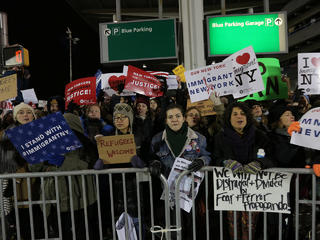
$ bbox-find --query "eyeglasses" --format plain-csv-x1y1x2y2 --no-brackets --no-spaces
114,116,128,121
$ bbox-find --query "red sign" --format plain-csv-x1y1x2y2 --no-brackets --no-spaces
65,77,96,108
124,65,163,97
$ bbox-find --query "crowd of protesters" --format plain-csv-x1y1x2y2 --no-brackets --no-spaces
0,73,320,240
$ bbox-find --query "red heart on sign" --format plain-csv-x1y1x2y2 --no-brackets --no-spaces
236,53,250,65
311,57,320,67
108,75,126,91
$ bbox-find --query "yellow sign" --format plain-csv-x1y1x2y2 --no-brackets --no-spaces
96,134,136,164
186,99,216,117
0,74,17,102
172,65,186,82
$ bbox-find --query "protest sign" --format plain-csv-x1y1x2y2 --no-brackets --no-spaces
21,88,38,104
239,58,288,102
98,73,135,96
213,167,292,213
298,53,320,95
172,65,186,82
65,77,96,108
0,74,17,102
186,99,216,116
5,112,82,165
290,107,320,150
96,134,136,164
224,46,264,98
162,158,204,213
38,100,48,108
167,75,179,90
124,65,164,97
0,100,14,111
185,62,234,103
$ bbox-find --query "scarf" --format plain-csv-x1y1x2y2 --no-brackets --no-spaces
166,122,188,157
223,125,255,164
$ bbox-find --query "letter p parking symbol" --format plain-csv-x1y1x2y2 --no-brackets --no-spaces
113,27,120,36
265,18,274,26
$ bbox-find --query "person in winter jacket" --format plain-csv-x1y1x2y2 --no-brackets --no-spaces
46,96,65,114
212,101,274,240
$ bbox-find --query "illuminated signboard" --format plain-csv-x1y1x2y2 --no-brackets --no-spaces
3,45,30,67
99,18,177,63
207,12,288,56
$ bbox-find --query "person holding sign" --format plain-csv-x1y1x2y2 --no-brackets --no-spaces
212,102,274,240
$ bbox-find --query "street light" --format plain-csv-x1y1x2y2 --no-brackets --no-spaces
66,27,79,82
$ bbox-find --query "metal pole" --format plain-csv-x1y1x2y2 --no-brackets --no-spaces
221,0,226,15
264,0,270,13
158,0,163,18
66,27,72,82
116,0,121,21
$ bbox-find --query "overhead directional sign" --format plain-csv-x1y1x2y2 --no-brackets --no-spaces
99,18,177,63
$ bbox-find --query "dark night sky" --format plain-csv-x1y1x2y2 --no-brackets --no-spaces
1,0,101,99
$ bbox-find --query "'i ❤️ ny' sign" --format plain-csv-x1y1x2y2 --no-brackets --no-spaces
223,46,264,99
298,53,320,95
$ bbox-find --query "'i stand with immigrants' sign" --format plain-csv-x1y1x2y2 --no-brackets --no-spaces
213,167,292,213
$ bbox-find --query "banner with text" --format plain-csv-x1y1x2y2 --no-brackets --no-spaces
96,134,136,164
290,107,320,150
224,46,264,98
5,112,82,165
65,77,96,109
124,65,163,97
185,62,234,103
0,74,17,102
213,167,292,213
98,73,135,96
239,58,288,101
298,53,320,95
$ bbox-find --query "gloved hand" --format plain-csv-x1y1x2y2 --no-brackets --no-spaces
209,91,222,106
224,160,243,174
288,121,300,136
131,155,146,168
188,158,204,172
306,164,320,177
243,161,262,174
149,160,162,177
93,159,104,170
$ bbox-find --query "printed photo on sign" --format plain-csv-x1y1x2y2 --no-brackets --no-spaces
0,74,17,102
5,112,82,165
98,73,135,96
224,46,264,98
65,77,96,108
213,167,292,213
239,58,288,102
290,107,320,150
298,53,320,95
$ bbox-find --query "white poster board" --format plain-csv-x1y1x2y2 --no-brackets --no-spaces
162,158,204,213
290,107,320,150
21,88,38,104
213,167,292,213
224,46,264,98
298,53,320,95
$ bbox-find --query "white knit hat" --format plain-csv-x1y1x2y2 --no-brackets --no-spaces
13,103,36,121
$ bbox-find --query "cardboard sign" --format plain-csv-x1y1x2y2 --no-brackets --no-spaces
290,107,320,150
96,134,136,164
65,77,96,108
186,99,216,116
239,58,288,102
298,53,320,95
124,65,164,97
213,167,292,213
172,65,186,82
0,74,17,102
185,62,235,103
98,73,135,96
224,46,264,98
5,112,82,165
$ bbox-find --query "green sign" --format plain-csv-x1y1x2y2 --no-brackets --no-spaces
207,12,288,56
238,58,288,102
99,18,177,63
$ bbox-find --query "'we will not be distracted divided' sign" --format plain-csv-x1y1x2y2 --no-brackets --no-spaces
6,112,82,165
213,167,292,213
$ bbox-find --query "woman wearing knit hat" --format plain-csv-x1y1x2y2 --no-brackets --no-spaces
0,102,42,239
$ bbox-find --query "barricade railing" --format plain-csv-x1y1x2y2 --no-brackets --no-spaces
0,168,171,240
174,167,319,240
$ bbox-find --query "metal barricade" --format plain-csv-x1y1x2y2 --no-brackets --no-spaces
174,167,319,240
0,168,171,240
